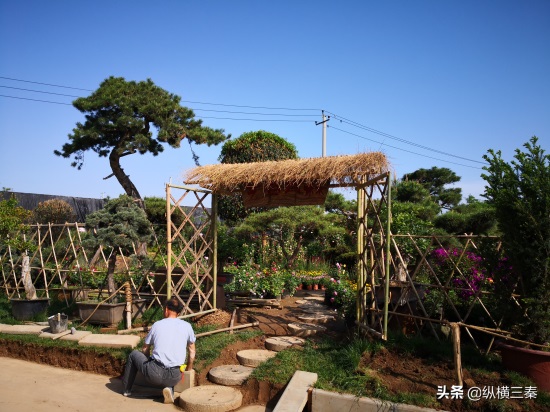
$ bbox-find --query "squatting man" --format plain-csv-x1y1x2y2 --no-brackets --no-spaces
121,296,196,404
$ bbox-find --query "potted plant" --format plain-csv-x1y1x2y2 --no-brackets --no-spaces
76,195,153,326
0,193,50,320
482,136,550,390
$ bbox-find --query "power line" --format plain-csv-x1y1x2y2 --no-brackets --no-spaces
0,94,72,106
0,85,81,98
329,125,483,170
0,76,93,92
181,99,320,112
0,75,485,167
326,111,485,165
0,75,320,111
192,108,317,117
0,94,313,122
196,116,313,123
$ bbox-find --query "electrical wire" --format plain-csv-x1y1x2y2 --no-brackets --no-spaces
0,94,72,106
0,76,93,91
0,94,313,122
196,116,313,123
181,99,320,112
329,125,483,170
326,111,485,165
0,85,81,98
0,76,320,111
0,75,485,167
192,108,317,117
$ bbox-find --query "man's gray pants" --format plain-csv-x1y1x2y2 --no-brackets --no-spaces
122,350,181,392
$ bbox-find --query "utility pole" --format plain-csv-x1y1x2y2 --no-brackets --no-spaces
315,110,330,157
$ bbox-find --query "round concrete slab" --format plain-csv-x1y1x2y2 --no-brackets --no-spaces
236,349,277,367
297,313,334,324
288,322,327,337
178,385,242,412
236,405,272,412
208,365,254,386
264,336,305,352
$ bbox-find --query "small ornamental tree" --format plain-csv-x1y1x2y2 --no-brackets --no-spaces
0,194,36,299
234,206,345,269
482,136,550,344
83,195,153,301
217,130,298,223
33,199,76,224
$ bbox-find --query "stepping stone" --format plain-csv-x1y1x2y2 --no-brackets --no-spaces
302,309,336,316
237,349,277,367
294,299,308,304
78,333,140,348
0,324,14,333
208,365,254,386
59,330,92,342
297,313,334,324
237,406,272,412
265,336,305,352
299,302,327,312
1,324,48,335
288,323,326,337
303,296,325,302
39,330,72,340
178,385,242,412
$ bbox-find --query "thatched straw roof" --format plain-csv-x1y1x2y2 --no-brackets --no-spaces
182,152,389,195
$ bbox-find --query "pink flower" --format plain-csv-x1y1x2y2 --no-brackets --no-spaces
333,291,338,296
330,297,335,303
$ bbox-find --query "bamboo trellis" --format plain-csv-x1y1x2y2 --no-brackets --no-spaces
362,233,524,353
163,183,217,317
0,222,168,307
0,186,216,319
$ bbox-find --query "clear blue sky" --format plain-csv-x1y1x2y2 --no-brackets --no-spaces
1,1,548,202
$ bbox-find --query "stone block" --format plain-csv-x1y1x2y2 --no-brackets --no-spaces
174,369,195,392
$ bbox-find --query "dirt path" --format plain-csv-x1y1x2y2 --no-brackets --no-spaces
0,357,179,412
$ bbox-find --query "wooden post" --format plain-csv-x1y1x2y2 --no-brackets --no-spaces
211,193,218,309
383,172,392,341
356,180,365,324
451,322,463,387
229,308,236,334
124,281,132,330
166,184,172,299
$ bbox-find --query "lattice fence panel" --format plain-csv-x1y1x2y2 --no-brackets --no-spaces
0,222,166,307
366,234,518,353
163,185,216,316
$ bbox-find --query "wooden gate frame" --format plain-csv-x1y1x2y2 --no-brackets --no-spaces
356,172,392,339
165,183,218,318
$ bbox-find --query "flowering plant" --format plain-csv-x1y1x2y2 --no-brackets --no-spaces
420,247,495,320
224,262,286,298
296,270,329,287
324,264,358,320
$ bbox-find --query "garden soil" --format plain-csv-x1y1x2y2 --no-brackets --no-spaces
0,291,545,411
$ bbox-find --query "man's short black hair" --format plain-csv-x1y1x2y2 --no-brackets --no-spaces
165,297,183,313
